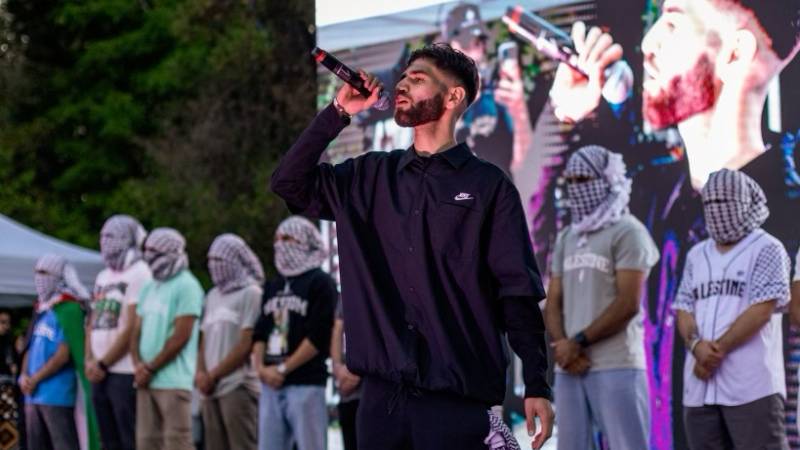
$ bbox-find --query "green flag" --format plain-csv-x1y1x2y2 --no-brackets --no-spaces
53,299,100,450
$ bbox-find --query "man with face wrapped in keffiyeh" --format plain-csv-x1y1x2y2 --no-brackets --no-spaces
86,215,152,450
195,233,264,449
251,216,337,450
21,254,101,450
130,228,204,450
544,146,660,450
673,169,792,449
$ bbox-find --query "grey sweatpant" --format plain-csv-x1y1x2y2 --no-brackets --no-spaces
684,393,789,450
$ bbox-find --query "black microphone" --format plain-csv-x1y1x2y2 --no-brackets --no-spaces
502,6,633,104
312,47,391,111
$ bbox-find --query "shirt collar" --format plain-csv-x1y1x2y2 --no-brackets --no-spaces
397,142,472,172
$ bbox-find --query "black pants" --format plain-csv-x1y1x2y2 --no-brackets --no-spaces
92,373,136,450
356,376,491,450
339,399,359,450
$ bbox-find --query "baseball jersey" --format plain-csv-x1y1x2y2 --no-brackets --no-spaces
673,229,790,407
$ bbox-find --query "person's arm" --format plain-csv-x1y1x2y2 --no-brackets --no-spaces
195,333,212,394
331,318,345,367
493,58,534,172
715,301,777,354
146,316,196,371
580,270,645,344
282,275,337,376
579,225,659,345
548,21,624,123
485,181,549,399
676,310,719,380
280,339,319,374
207,329,253,382
98,304,137,367
85,322,94,361
719,244,790,354
30,343,70,385
196,333,207,374
130,314,142,366
20,351,28,378
484,180,553,448
543,276,566,341
252,341,265,373
792,281,800,326
270,73,382,219
676,310,699,347
207,287,262,382
252,340,284,389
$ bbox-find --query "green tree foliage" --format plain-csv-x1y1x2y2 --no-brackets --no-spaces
0,0,316,282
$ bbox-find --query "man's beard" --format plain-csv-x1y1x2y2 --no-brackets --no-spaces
394,92,445,127
643,54,718,129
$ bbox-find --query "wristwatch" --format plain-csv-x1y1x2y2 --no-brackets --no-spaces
572,331,590,348
276,362,288,375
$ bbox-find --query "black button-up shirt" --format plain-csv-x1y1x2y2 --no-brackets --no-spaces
271,104,550,405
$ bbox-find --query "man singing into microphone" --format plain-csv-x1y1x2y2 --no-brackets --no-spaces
271,44,554,449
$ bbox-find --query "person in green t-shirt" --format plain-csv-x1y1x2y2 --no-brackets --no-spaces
130,228,204,450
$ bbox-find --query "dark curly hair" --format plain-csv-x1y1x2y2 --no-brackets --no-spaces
406,43,480,107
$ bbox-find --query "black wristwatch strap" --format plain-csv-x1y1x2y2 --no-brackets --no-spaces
572,331,590,348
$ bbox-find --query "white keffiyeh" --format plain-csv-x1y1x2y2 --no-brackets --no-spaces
100,214,147,272
34,254,90,311
274,216,327,278
564,145,632,246
143,228,189,281
208,233,265,293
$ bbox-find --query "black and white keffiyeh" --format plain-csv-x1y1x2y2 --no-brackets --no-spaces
34,254,90,310
702,169,769,245
143,228,189,281
484,410,521,450
208,233,265,294
274,216,327,278
100,215,147,272
564,145,632,246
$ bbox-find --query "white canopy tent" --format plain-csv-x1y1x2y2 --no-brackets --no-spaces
0,214,104,307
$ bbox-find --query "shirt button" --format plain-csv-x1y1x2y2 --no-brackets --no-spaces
408,246,414,253
409,287,415,293
407,324,415,331
413,209,420,215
